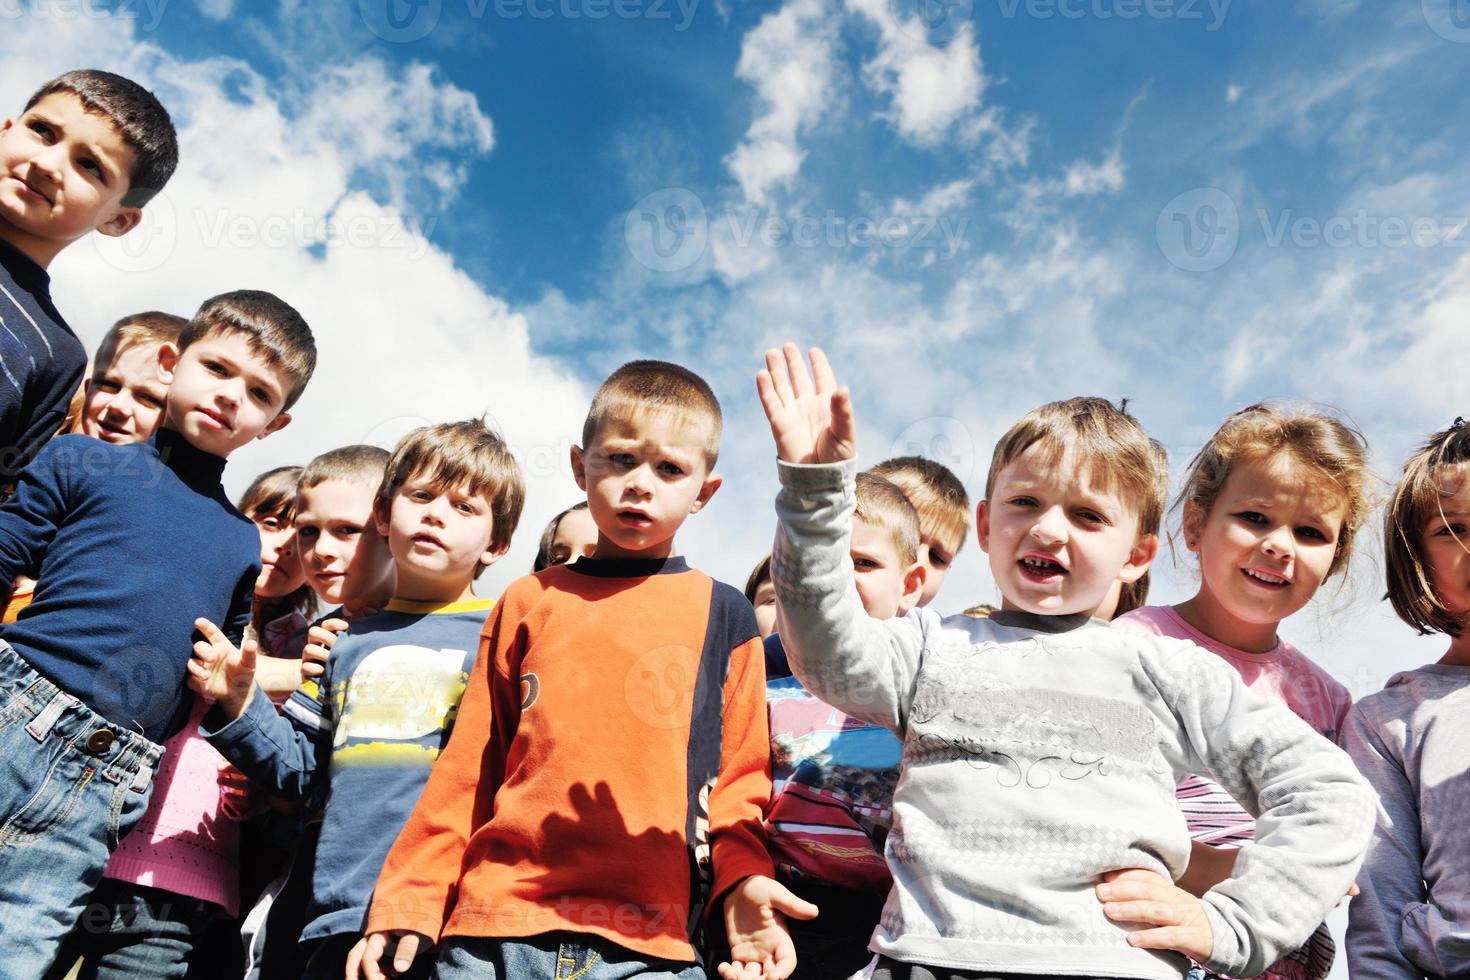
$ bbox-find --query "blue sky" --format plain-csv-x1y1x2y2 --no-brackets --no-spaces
6,0,1469,692
5,0,1469,967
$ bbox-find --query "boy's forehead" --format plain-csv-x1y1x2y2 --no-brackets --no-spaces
594,409,714,457
851,514,902,558
997,444,1128,506
26,91,136,176
187,330,291,386
297,477,378,514
92,340,164,379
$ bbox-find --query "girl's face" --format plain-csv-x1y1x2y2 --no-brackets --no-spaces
1184,454,1348,650
251,506,305,600
1420,463,1470,618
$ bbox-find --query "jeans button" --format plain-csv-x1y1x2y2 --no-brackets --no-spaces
84,729,115,754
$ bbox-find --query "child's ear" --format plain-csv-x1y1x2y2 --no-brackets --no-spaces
255,412,292,441
372,497,392,538
1181,502,1205,553
898,560,927,615
480,537,512,568
689,472,723,513
569,445,588,492
94,204,142,239
975,500,991,554
155,342,179,385
1118,532,1159,585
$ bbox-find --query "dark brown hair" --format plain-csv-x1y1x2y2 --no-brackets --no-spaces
1385,420,1470,637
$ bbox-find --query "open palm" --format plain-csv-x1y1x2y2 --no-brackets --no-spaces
756,344,857,465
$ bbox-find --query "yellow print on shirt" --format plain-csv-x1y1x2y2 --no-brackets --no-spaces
332,644,469,766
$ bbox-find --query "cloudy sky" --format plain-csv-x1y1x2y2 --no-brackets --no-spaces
8,2,1468,698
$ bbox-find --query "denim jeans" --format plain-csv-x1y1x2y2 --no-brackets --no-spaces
0,641,162,978
46,879,218,980
434,932,707,979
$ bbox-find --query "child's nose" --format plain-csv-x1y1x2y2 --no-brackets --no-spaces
1260,526,1293,558
1030,507,1068,544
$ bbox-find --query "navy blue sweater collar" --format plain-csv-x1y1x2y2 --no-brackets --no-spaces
153,427,228,489
566,555,689,578
0,236,49,297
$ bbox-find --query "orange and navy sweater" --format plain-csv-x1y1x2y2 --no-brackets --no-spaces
364,555,774,963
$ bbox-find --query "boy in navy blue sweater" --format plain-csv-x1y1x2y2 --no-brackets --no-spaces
189,418,524,980
0,70,178,473
0,288,314,976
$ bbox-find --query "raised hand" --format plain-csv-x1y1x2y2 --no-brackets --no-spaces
186,619,259,718
301,616,349,680
718,874,819,980
1096,867,1214,963
756,344,856,465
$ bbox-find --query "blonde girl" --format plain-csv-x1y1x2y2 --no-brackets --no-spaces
1114,402,1371,980
1340,419,1470,979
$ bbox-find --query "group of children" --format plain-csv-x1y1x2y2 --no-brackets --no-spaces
0,66,1463,980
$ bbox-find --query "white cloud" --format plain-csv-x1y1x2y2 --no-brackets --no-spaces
846,0,985,146
195,0,236,19
724,0,840,205
1226,84,1241,104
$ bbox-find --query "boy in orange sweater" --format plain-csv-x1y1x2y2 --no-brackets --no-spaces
354,361,814,980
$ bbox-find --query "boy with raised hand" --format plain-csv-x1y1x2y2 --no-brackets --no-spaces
0,289,312,974
188,419,524,980
757,344,1374,980
354,361,813,980
0,70,177,473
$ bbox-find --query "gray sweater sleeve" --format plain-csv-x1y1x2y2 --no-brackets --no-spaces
1140,642,1377,978
1339,699,1428,979
771,458,926,736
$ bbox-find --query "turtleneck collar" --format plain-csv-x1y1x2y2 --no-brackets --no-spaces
989,609,1097,634
0,235,50,297
153,426,228,489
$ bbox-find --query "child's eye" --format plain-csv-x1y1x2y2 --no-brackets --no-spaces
78,157,103,179
609,453,636,467
250,387,272,404
456,501,477,514
205,361,226,376
852,557,879,570
1008,496,1037,508
296,525,319,540
258,517,280,531
334,524,362,537
928,550,951,569
658,461,685,477
93,379,120,393
27,120,53,140
758,595,777,607
409,489,432,502
1235,511,1267,525
1296,526,1328,542
1076,509,1107,526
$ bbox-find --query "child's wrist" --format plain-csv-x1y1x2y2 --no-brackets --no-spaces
220,678,257,719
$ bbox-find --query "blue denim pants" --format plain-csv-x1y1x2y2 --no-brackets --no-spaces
0,641,162,978
434,932,707,979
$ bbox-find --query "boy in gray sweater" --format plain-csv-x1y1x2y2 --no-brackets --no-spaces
754,345,1374,980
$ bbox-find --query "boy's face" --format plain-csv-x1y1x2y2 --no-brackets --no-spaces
78,341,171,444
376,474,505,601
977,445,1155,617
570,409,722,560
914,528,962,608
295,478,394,610
1421,463,1470,618
0,92,141,263
852,516,925,620
160,331,293,457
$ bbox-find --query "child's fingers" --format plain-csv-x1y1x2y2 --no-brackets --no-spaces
192,638,220,663
808,346,836,393
194,617,227,644
390,933,421,973
829,386,856,445
1124,923,1208,958
755,370,783,422
764,348,795,405
353,934,385,980
300,658,325,679
1101,898,1180,926
783,343,813,399
322,616,350,635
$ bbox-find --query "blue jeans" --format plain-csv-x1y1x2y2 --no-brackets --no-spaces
0,641,162,978
434,932,707,979
47,879,218,980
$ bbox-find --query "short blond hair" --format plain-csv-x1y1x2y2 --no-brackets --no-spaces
871,456,970,554
582,360,722,468
1177,403,1368,579
1385,420,1470,637
985,397,1169,541
92,311,186,376
301,445,391,493
855,472,920,567
378,419,526,562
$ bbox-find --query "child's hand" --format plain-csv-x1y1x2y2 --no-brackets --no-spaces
347,930,430,980
756,344,857,466
718,874,820,980
301,617,349,680
1176,840,1239,897
217,761,261,821
1096,868,1214,963
187,619,259,718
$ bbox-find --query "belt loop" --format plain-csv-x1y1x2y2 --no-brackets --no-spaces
24,691,70,742
130,762,153,794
